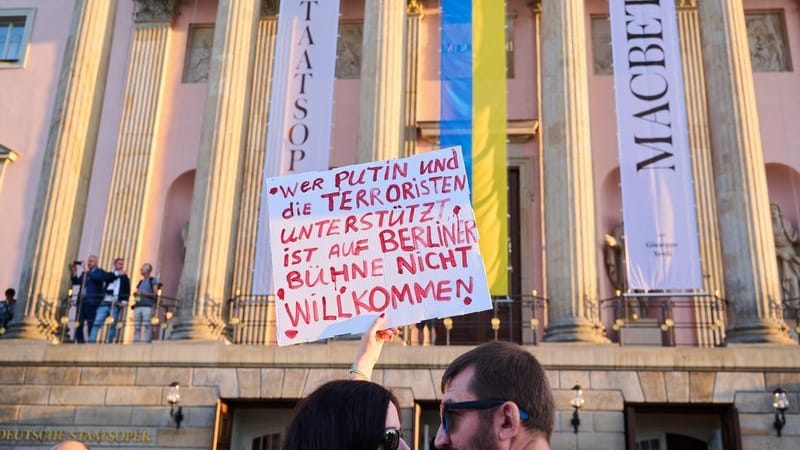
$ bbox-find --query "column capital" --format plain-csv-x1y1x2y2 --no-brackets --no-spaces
677,0,697,10
261,0,279,17
133,0,180,23
408,0,423,15
528,0,542,15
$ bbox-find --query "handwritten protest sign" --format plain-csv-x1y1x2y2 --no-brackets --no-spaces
266,147,493,345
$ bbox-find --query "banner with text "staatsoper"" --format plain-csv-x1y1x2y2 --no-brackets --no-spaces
266,147,493,346
253,0,341,295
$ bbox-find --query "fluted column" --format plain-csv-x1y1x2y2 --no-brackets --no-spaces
541,0,606,343
231,1,279,345
402,1,423,157
697,0,794,344
173,0,259,340
8,0,117,340
532,0,547,345
677,0,726,346
357,0,406,162
99,0,178,277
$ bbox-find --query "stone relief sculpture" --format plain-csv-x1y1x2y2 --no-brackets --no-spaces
771,203,800,302
745,12,789,72
183,26,214,83
335,23,363,79
590,16,613,75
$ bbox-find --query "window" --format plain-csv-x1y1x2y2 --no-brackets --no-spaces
637,438,661,450
746,11,791,72
182,25,214,83
0,9,34,68
251,433,281,450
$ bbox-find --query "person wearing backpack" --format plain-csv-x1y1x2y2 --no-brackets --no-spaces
132,263,159,343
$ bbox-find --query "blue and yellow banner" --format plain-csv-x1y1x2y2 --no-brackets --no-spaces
441,0,508,295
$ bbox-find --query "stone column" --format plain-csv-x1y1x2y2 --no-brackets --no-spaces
540,0,606,343
357,0,406,162
8,0,118,340
173,0,260,340
676,0,726,347
402,0,423,158
697,0,794,343
230,1,279,344
532,0,547,345
99,0,178,278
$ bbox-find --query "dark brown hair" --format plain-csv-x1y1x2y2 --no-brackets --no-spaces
282,380,400,450
441,341,554,440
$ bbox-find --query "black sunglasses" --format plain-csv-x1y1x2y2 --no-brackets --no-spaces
383,427,402,450
440,400,530,433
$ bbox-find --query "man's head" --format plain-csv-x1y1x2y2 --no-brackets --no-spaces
113,258,125,272
434,341,554,450
140,263,152,277
4,288,14,301
86,255,98,270
51,440,90,450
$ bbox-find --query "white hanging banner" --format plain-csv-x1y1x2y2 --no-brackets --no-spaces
253,0,341,294
609,0,702,290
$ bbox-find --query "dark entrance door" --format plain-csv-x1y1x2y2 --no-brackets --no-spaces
625,403,742,450
666,433,708,450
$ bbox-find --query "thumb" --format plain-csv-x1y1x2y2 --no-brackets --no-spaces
368,313,388,335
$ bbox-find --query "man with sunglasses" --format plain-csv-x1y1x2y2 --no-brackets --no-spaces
434,341,554,449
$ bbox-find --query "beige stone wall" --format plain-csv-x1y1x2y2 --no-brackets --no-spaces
0,343,796,448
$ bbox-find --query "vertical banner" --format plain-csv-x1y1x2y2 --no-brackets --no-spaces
266,148,493,345
252,0,341,293
609,0,702,290
441,0,508,295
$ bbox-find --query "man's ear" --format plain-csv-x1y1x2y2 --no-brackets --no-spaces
496,401,522,441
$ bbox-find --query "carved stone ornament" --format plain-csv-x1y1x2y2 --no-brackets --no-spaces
133,0,180,23
407,0,423,15
261,0,279,17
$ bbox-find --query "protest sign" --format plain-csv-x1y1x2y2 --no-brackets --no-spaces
266,147,494,345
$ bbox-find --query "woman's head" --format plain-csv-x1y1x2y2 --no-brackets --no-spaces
283,380,407,450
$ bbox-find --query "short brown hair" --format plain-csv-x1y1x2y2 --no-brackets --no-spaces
441,341,554,440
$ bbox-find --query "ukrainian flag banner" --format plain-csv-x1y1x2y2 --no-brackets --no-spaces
441,0,508,295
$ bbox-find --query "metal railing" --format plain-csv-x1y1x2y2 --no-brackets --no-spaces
47,291,181,344
598,292,728,346
222,293,549,346
225,294,276,345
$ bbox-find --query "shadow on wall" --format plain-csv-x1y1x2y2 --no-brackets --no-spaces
157,170,195,300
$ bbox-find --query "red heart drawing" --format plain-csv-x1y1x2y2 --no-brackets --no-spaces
269,187,278,195
463,297,472,305
277,288,285,300
285,329,298,339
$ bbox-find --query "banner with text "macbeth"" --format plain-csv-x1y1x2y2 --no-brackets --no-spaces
266,148,493,346
610,0,702,290
253,0,340,294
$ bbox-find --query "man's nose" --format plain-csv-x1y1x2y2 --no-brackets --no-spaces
433,423,449,448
